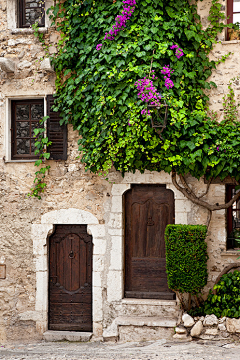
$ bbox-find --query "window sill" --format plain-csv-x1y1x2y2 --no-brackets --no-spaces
221,250,240,256
4,159,38,163
221,40,240,45
11,28,48,35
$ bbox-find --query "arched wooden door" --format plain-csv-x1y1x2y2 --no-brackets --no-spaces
125,185,175,299
49,225,92,331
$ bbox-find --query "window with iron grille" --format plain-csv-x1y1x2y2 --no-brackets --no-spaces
226,185,240,249
19,0,45,28
11,97,67,161
227,0,240,39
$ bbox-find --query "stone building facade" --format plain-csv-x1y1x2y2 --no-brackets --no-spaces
0,0,239,344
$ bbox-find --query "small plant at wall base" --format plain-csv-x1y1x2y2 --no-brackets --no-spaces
190,270,240,318
27,116,52,200
165,224,208,311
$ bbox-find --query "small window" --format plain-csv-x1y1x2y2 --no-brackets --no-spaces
226,185,240,249
10,96,67,161
11,99,44,160
227,0,240,40
19,0,45,28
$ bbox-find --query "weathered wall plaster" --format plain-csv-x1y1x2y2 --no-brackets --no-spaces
0,0,239,343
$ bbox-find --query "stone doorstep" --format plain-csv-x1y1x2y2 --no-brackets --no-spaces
121,299,177,306
103,316,177,341
43,331,93,342
116,316,177,327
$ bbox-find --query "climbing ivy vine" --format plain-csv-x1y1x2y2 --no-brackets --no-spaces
30,0,240,204
46,0,239,181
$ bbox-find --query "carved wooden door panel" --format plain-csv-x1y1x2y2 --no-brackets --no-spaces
49,225,92,331
125,185,175,300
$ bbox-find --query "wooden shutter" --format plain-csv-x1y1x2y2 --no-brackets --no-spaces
47,95,67,160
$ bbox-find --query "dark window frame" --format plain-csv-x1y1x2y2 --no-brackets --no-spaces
19,0,45,28
11,99,44,160
226,185,240,249
227,0,240,40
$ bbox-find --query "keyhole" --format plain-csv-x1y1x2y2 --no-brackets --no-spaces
69,250,74,259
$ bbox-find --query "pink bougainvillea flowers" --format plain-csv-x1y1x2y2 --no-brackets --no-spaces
135,76,162,107
104,0,136,41
96,44,103,51
170,44,184,59
161,65,174,89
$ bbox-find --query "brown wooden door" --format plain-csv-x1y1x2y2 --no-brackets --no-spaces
125,185,175,300
49,225,92,331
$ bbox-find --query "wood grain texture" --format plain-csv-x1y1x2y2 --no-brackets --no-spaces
49,225,92,331
47,95,68,160
125,185,175,300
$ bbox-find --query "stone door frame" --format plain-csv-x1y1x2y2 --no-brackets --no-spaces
106,171,191,304
32,208,105,336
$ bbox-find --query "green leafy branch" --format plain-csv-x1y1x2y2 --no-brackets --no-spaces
32,22,50,56
30,0,240,218
27,116,52,200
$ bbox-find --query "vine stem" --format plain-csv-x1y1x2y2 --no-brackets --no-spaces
172,170,240,211
173,290,185,310
148,49,155,79
188,293,191,311
194,295,200,308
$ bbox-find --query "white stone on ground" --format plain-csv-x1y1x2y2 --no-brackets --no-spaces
219,316,226,324
190,320,203,337
173,333,192,341
182,313,195,327
226,318,240,333
203,314,218,326
205,328,218,336
218,323,226,331
175,326,187,334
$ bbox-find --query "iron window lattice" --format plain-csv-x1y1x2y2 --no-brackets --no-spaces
147,101,169,137
19,0,45,28
227,185,240,249
11,96,67,161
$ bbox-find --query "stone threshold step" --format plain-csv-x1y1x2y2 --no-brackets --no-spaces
116,316,177,328
122,298,177,306
43,330,92,342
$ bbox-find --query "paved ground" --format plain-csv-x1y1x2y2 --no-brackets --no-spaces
0,339,240,360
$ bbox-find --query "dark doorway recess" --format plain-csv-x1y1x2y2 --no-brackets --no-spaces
49,225,92,331
125,184,175,300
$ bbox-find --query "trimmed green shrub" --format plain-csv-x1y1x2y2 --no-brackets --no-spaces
165,224,208,295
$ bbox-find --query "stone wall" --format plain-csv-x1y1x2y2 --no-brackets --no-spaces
0,0,239,343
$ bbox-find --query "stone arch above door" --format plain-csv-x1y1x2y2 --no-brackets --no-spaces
32,208,105,337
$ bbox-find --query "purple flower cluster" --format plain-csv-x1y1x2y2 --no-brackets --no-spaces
96,44,102,51
170,44,184,59
141,109,151,116
104,0,136,41
161,65,174,90
161,65,174,78
135,73,162,107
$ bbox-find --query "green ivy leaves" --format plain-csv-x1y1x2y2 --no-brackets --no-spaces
44,0,240,180
27,116,51,199
202,271,240,318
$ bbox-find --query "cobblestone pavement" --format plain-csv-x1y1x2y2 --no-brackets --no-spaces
0,339,240,360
